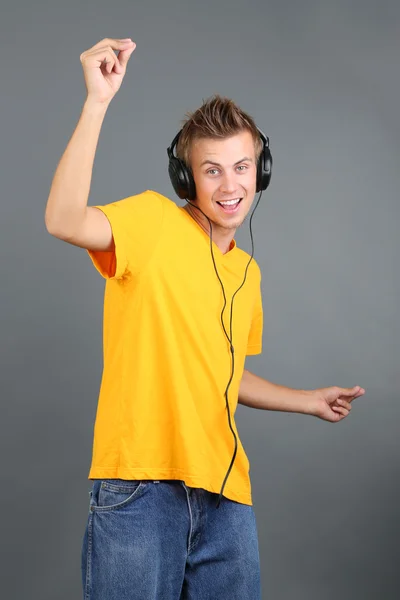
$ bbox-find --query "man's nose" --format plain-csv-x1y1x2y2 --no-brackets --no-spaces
220,170,239,194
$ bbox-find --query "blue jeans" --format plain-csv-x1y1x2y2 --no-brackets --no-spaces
81,479,261,599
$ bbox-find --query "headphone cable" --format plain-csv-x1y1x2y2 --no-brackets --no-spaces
184,190,263,508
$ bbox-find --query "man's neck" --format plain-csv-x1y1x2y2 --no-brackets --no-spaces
183,204,235,254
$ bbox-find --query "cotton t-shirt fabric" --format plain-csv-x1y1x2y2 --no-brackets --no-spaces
86,190,263,505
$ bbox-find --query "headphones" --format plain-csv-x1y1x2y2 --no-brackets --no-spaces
167,127,272,200
166,126,272,508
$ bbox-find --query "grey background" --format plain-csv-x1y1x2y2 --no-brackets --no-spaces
1,0,399,598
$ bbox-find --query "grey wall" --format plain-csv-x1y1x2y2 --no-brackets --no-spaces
1,0,399,598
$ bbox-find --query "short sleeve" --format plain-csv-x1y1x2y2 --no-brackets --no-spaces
86,190,164,280
246,277,263,355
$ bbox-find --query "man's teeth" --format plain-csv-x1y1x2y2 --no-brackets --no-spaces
219,198,241,206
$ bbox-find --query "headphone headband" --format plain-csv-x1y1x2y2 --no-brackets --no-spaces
167,130,182,159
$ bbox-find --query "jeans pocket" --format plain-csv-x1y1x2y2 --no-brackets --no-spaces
91,479,145,512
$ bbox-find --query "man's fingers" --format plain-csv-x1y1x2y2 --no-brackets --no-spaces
337,399,352,411
93,37,134,50
340,386,365,397
332,405,349,417
118,41,136,68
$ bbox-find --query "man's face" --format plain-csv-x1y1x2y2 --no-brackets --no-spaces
189,130,258,232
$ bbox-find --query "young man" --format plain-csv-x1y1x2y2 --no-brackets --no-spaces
45,38,365,600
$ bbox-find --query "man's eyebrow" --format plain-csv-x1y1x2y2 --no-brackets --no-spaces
199,156,253,168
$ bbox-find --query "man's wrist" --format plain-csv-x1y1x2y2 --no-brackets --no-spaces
82,97,110,116
298,389,319,415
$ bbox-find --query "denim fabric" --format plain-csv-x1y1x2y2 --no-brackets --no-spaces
81,479,261,599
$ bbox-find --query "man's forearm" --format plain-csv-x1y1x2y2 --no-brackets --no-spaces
238,369,315,413
45,99,109,236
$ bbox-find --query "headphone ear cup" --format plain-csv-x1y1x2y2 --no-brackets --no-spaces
184,163,197,201
168,157,197,201
168,157,186,199
256,146,272,192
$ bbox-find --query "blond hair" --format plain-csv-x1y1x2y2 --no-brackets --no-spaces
176,94,263,170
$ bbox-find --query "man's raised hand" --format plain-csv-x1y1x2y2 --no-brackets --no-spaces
79,37,136,106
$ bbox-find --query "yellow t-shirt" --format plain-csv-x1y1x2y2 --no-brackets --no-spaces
86,189,263,505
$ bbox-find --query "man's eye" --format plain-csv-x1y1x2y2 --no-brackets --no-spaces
206,166,247,175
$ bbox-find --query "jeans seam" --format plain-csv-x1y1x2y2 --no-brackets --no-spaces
84,514,93,600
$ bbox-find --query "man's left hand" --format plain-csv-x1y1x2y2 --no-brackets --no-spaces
310,385,366,422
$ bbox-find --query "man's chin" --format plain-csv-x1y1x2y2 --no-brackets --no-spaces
216,215,246,230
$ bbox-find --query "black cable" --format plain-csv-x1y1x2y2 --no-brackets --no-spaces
184,190,263,508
